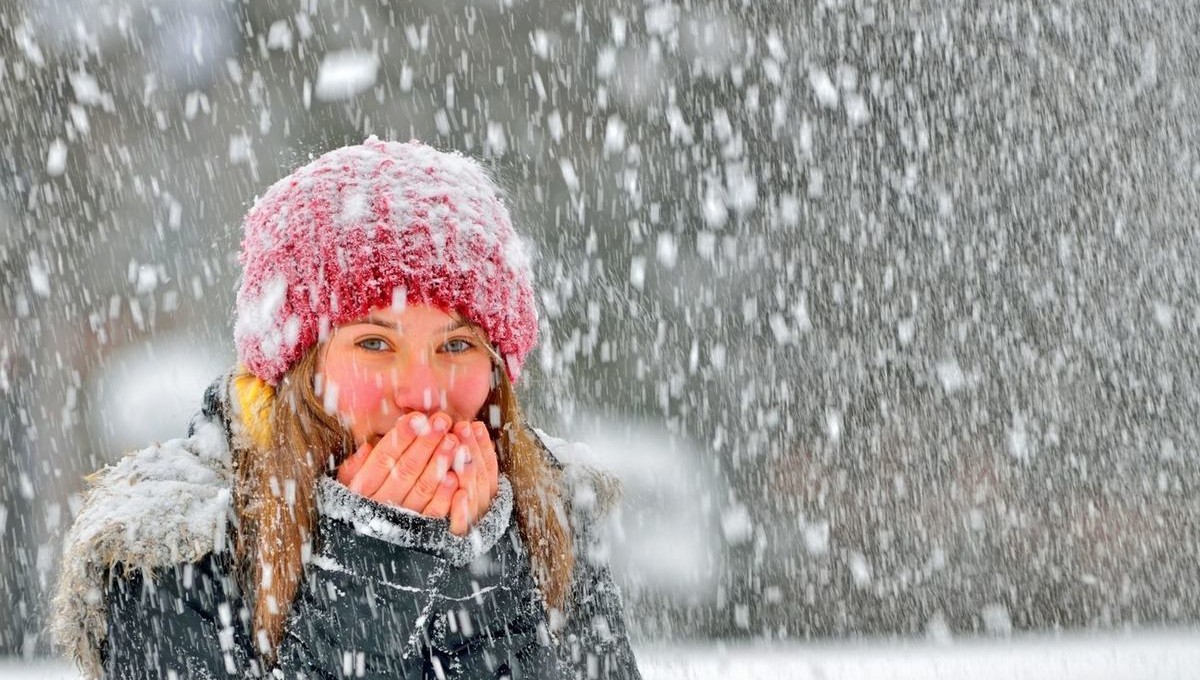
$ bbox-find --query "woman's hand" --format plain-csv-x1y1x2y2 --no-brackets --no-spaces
335,411,461,516
335,413,499,535
444,420,500,535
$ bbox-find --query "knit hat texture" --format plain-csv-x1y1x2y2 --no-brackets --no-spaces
234,136,538,385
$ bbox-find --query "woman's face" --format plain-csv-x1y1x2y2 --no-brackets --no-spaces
315,303,495,447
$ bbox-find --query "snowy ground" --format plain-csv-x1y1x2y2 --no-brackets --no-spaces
3,630,1198,679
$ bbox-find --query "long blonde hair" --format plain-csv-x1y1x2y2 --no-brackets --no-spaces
231,344,574,659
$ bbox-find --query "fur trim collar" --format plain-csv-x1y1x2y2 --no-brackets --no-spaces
49,416,235,680
533,428,624,523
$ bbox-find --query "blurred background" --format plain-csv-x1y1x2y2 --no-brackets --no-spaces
1,0,1198,665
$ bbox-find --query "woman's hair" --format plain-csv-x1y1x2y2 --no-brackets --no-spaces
231,336,574,659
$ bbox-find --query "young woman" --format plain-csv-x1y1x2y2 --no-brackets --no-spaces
51,138,643,679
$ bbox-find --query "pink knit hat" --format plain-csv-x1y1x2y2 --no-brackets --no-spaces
234,137,538,385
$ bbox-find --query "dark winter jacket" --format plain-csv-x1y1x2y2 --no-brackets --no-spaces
51,372,642,679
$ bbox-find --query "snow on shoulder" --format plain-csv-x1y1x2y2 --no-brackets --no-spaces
533,429,624,524
50,418,234,679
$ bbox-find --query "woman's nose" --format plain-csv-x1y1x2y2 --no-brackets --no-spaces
391,351,446,412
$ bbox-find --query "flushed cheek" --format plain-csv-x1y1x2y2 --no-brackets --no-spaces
445,370,492,419
324,366,391,429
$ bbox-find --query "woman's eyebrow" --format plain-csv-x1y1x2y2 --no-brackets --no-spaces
355,316,400,331
348,317,470,333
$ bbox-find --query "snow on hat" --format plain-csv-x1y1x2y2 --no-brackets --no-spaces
234,136,538,386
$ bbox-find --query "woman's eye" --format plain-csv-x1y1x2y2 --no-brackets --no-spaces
356,337,389,352
443,338,473,353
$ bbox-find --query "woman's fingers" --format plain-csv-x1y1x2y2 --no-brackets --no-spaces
450,421,475,473
345,412,428,496
421,470,458,518
336,442,372,486
350,410,444,501
346,416,498,529
449,488,471,536
467,463,481,524
473,421,499,501
372,413,455,507
398,432,459,511
467,442,488,520
453,421,492,522
463,421,497,513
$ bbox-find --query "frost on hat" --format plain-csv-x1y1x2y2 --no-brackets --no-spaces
234,136,538,385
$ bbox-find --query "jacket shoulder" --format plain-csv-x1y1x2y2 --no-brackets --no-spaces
51,384,235,679
532,428,624,524
69,417,234,571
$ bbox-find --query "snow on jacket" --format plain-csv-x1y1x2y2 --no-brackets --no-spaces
51,372,642,679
